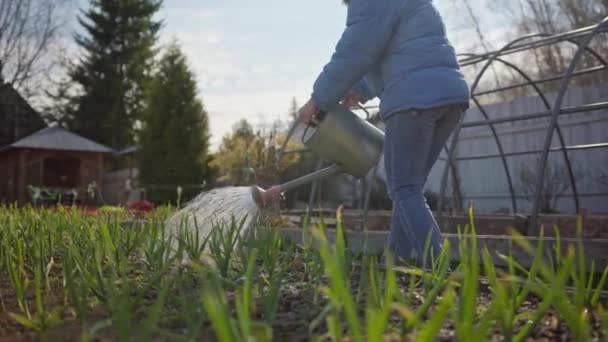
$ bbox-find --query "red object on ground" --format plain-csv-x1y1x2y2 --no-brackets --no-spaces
127,200,154,217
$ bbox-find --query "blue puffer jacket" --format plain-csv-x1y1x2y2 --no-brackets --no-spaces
312,0,470,119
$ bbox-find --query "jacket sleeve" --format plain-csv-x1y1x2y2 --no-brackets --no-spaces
312,0,395,110
351,77,375,104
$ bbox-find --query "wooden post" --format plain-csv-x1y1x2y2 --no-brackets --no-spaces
78,153,86,205
7,154,16,203
17,150,25,205
98,153,104,189
79,153,85,189
40,155,44,186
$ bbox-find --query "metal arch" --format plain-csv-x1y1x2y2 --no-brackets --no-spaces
458,24,608,67
490,57,581,216
490,57,552,107
544,34,608,212
530,16,608,233
461,48,606,210
468,96,518,213
459,54,521,213
459,36,608,81
458,53,586,214
458,32,554,67
546,35,608,69
461,37,608,69
439,25,608,214
457,52,484,59
438,34,548,213
526,32,608,215
487,56,574,213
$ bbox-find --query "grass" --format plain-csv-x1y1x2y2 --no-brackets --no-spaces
0,205,607,341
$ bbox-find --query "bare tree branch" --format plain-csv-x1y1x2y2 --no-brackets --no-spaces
0,0,73,96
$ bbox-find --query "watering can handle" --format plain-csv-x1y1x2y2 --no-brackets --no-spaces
298,104,325,125
313,110,327,123
300,110,327,142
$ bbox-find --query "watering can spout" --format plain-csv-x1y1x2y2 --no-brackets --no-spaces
250,185,283,207
250,164,342,207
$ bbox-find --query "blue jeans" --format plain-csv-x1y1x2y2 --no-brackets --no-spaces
384,104,464,267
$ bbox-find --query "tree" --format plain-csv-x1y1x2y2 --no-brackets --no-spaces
138,43,210,204
211,119,300,187
65,0,162,149
497,0,607,90
288,97,298,121
509,0,607,34
450,0,607,101
0,0,73,97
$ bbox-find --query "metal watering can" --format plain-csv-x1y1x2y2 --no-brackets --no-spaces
251,105,384,206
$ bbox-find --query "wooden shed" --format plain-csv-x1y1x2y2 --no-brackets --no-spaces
0,85,114,205
0,126,115,205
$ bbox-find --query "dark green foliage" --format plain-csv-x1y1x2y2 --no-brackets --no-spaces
138,43,211,204
67,0,163,149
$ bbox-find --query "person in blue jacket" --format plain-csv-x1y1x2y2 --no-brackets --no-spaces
298,0,470,267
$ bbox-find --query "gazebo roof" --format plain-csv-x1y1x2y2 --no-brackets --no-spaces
114,145,140,156
2,125,114,153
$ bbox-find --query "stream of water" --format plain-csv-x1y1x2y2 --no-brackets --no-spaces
166,153,385,262
168,186,260,249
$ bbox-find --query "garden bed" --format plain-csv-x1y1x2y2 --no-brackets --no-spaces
1,207,607,341
284,209,608,238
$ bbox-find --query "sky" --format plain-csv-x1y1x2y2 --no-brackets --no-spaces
160,0,350,149
71,0,510,150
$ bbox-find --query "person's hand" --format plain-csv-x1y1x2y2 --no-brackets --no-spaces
341,90,361,108
298,98,319,124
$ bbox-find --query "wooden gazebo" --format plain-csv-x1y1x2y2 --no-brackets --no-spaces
0,125,114,205
0,84,114,205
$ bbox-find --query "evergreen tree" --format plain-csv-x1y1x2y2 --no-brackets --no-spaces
67,0,162,149
139,43,210,204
